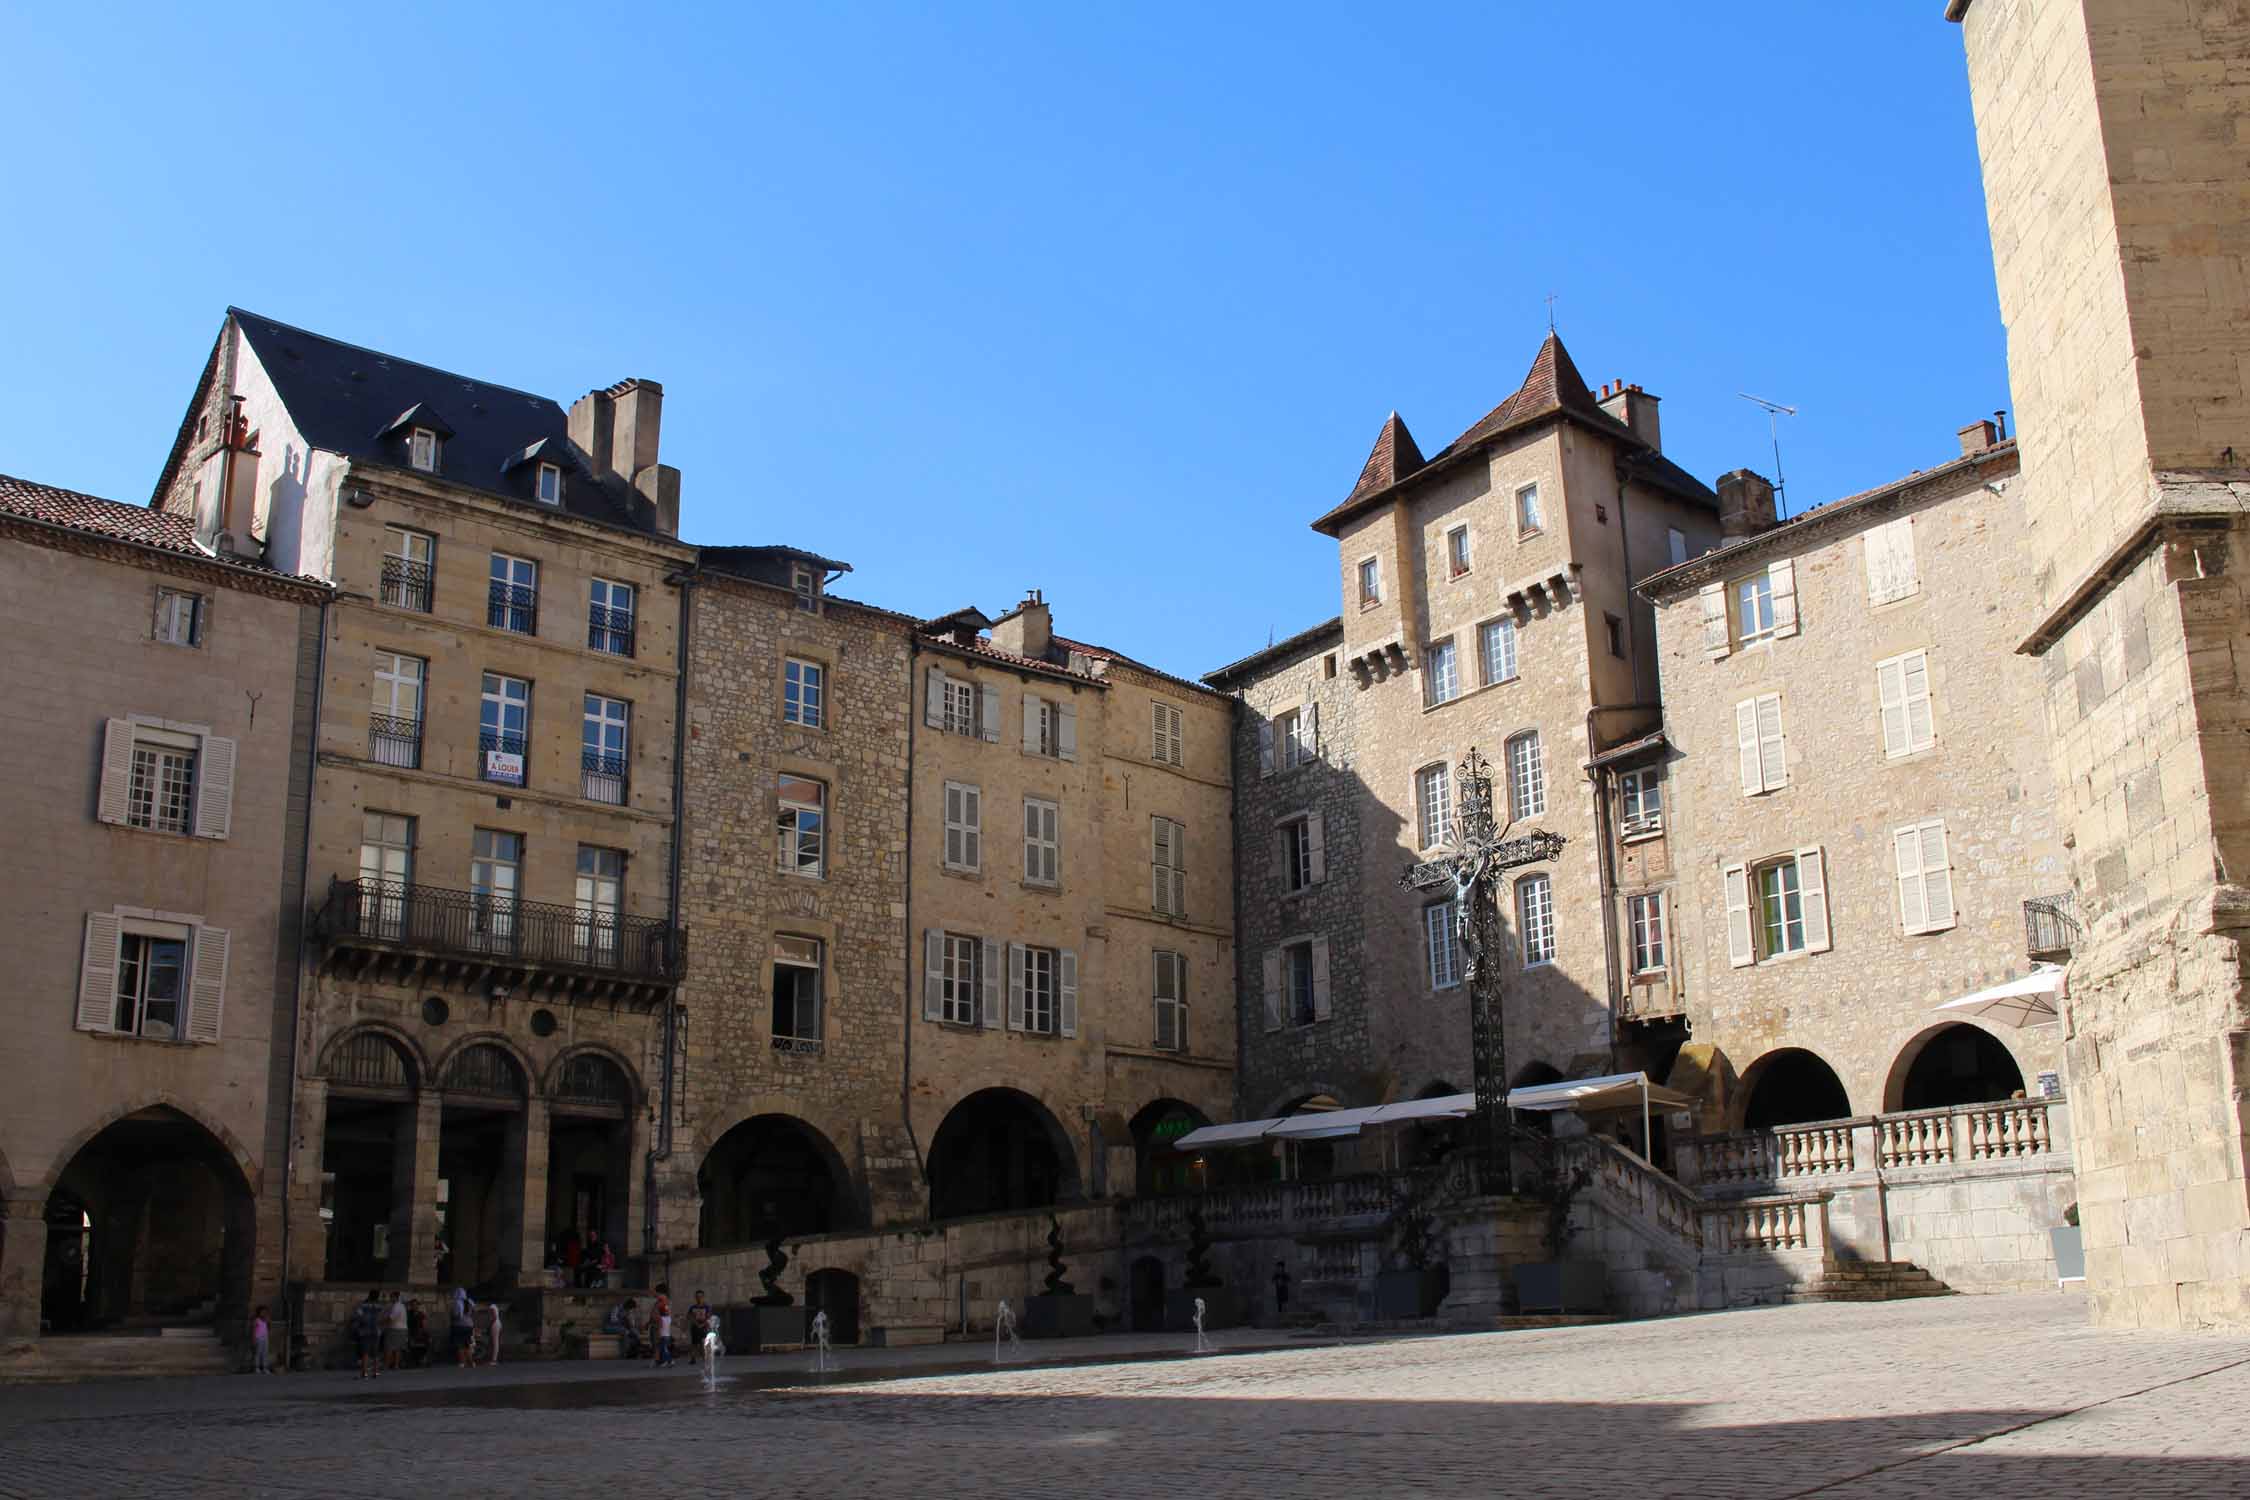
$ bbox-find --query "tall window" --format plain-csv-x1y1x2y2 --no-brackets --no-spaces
1151,701,1184,765
1281,816,1312,893
1724,850,1830,967
1023,797,1059,887
942,678,978,737
1628,892,1667,973
1734,572,1776,644
1151,817,1186,916
1153,950,1186,1051
943,781,981,872
1478,616,1518,685
488,553,537,635
773,934,824,1047
1030,697,1065,758
536,462,562,505
358,812,414,938
1425,902,1462,990
114,931,187,1040
1876,650,1935,757
127,731,196,834
1518,873,1555,965
1516,483,1543,534
1620,768,1662,837
409,427,439,473
582,694,629,805
1426,639,1461,705
1021,946,1058,1035
1357,557,1380,606
776,775,826,878
575,846,623,963
1760,860,1805,956
1417,762,1452,849
1667,526,1688,567
588,578,635,656
381,527,434,612
942,933,983,1025
784,658,825,728
372,651,426,768
1507,732,1546,819
1286,941,1317,1026
469,829,521,952
154,588,203,646
792,564,819,613
480,673,530,786
1447,525,1472,577
1277,708,1314,769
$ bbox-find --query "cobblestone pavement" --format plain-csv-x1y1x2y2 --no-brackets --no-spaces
3,1294,2248,1497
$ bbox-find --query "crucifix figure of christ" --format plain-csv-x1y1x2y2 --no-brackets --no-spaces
1399,746,1565,1193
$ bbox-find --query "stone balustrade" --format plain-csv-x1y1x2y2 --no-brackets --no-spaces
1121,1172,1399,1240
1680,1097,2068,1193
1700,1195,1828,1256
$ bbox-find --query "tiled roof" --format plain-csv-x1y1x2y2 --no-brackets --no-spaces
1203,616,1345,686
1340,414,1426,509
1049,634,1228,699
0,471,325,587
919,631,1091,684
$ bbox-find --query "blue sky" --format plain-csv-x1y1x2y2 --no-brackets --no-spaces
1,4,2001,680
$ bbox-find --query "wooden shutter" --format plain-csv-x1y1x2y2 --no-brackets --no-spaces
1735,699,1763,796
1877,657,1909,756
1058,950,1079,1038
1798,846,1831,953
1257,720,1275,777
1151,819,1172,911
1261,948,1283,1032
1307,811,1326,884
1768,559,1799,638
1920,821,1955,931
1903,652,1933,751
1166,820,1186,915
1756,695,1786,791
1022,694,1042,753
97,719,133,825
923,929,945,1020
194,734,236,839
978,684,1000,743
1723,864,1754,968
77,912,121,1031
1311,936,1332,1020
924,666,946,729
1303,700,1319,758
963,785,981,869
1699,583,1730,658
1057,702,1077,761
1007,943,1027,1029
1270,823,1288,882
980,936,1003,1027
185,925,229,1043
1894,826,1929,932
1865,517,1918,605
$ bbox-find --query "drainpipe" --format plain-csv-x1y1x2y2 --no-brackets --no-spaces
1225,691,1248,1122
1585,701,1660,1074
278,591,331,1365
649,569,694,1257
902,639,925,1206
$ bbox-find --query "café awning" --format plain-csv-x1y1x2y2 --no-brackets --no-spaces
1505,1071,1696,1115
1171,1118,1283,1150
1932,963,2065,1029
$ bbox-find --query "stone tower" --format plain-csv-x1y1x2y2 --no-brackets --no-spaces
1950,0,2250,1329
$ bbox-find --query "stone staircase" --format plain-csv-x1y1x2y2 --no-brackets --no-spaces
1786,1261,1954,1303
5,1327,235,1382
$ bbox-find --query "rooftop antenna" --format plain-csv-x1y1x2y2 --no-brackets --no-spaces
1737,392,1798,512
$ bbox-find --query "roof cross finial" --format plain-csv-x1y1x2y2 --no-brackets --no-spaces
1545,291,1558,332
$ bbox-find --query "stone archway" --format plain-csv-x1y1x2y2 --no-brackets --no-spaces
698,1115,857,1249
1738,1048,1852,1130
927,1088,1080,1220
317,1028,420,1283
1886,1023,2029,1112
42,1106,256,1336
1128,1098,1211,1197
546,1050,640,1270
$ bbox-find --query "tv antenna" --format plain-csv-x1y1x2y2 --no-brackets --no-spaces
1737,392,1798,512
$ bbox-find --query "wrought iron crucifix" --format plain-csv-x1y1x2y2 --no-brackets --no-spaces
1399,746,1565,1192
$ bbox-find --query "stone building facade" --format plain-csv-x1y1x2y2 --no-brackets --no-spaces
1207,335,1726,1134
1950,0,2250,1329
152,311,695,1298
0,475,327,1355
1639,431,2066,1132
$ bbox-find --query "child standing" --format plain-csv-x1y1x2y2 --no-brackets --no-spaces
652,1292,674,1368
250,1304,273,1375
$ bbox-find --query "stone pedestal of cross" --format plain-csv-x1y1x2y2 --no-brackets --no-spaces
1399,746,1565,1195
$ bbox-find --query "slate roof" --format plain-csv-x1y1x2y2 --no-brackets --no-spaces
1311,333,1717,535
1202,615,1345,687
0,471,326,587
224,309,662,536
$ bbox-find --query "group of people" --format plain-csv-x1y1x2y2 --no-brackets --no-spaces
605,1286,715,1368
548,1229,620,1289
349,1286,505,1379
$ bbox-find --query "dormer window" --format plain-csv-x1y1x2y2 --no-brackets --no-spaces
792,565,819,614
409,428,439,473
536,462,562,505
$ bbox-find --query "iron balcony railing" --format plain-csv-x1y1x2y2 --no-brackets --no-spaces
487,582,537,635
317,876,680,981
588,604,635,657
380,557,434,613
582,749,627,806
2024,890,2080,959
480,729,528,786
370,713,423,769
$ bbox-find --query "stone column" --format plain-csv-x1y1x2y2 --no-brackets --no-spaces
287,1078,330,1285
504,1098,549,1285
624,1110,653,1257
0,1194,50,1351
392,1093,442,1288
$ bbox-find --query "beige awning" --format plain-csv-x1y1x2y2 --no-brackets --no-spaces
1505,1071,1697,1114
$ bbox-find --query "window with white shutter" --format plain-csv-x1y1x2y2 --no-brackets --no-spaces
1151,817,1186,916
1058,950,1079,1039
1023,798,1059,887
77,913,218,1043
1152,701,1184,766
1864,517,1920,605
943,781,982,872
1699,583,1731,658
1876,650,1936,758
1735,694,1787,794
1153,950,1186,1051
1894,819,1957,934
1723,864,1754,968
1735,848,1834,962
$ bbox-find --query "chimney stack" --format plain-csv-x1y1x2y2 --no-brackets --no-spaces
569,378,681,536
989,589,1053,661
1716,468,1778,538
1599,381,1662,452
1957,418,2001,457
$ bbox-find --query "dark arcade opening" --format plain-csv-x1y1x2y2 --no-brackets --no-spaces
698,1115,853,1248
547,1052,634,1262
321,1031,419,1283
1741,1048,1853,1130
1129,1098,1210,1197
1894,1024,2027,1112
436,1043,529,1289
927,1088,1077,1219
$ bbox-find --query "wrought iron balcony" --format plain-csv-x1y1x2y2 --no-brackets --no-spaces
313,876,682,1006
487,582,537,635
380,557,434,613
480,729,528,786
587,604,635,657
369,713,423,769
582,749,627,805
2024,890,2080,960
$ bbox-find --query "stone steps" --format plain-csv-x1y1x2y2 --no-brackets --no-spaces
3,1333,236,1382
1786,1261,1954,1303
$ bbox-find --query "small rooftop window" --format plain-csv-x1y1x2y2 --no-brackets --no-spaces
536,462,561,505
409,428,439,473
793,564,819,613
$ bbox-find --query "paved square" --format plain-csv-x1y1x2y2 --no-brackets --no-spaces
4,1293,2248,1497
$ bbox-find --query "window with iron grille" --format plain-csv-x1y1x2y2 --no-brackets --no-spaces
469,829,521,952
575,845,624,963
381,527,434,612
582,694,629,805
479,673,530,786
371,651,425,768
588,578,635,656
488,553,537,635
358,812,414,939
